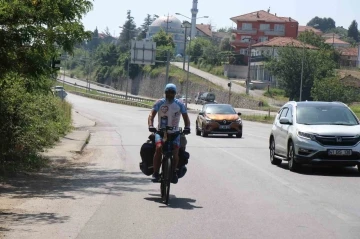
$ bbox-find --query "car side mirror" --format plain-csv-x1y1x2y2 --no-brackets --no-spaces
279,117,292,125
199,112,204,116
237,112,242,116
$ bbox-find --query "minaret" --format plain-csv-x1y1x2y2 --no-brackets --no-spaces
191,0,198,39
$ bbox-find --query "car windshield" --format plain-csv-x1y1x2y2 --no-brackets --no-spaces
296,105,359,125
205,105,236,114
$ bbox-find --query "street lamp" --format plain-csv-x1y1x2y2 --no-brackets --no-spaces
119,26,136,100
176,13,209,109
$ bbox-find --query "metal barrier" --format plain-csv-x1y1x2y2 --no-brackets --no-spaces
57,79,156,103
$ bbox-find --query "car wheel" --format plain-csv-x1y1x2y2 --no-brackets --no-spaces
270,138,282,166
196,122,201,136
202,127,208,137
288,141,300,172
236,132,242,138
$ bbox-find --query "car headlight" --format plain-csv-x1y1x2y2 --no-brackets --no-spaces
297,131,316,140
236,118,242,123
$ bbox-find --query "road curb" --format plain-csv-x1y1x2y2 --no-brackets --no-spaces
75,131,91,154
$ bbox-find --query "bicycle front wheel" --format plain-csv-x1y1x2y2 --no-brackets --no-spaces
164,156,172,205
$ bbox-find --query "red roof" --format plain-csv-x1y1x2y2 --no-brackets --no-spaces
298,26,322,35
252,37,317,49
230,10,298,23
196,24,212,37
338,47,358,57
324,38,350,45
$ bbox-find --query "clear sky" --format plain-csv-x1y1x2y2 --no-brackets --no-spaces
81,0,360,36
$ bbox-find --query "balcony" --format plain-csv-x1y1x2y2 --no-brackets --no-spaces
230,40,250,47
232,28,257,35
263,29,285,36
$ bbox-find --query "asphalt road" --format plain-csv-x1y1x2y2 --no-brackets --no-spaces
5,94,360,239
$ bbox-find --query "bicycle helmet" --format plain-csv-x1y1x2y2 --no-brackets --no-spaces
164,83,177,93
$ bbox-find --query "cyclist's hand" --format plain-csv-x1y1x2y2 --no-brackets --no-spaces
149,126,157,133
183,127,191,135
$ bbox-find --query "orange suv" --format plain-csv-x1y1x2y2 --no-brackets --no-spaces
196,104,243,138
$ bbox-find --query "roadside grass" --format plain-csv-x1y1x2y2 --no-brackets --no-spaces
241,114,275,124
350,104,360,118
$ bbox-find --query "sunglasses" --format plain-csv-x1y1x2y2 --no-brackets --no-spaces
165,90,176,94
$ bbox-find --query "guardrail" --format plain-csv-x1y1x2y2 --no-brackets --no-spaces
56,79,156,104
69,91,153,109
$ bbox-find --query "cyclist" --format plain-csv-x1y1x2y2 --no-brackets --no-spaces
148,83,191,184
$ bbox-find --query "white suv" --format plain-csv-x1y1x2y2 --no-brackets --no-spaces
269,101,360,172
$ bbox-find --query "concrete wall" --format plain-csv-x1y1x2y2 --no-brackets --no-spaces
224,64,248,79
116,73,266,110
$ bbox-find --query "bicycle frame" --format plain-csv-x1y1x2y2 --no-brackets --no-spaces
157,127,182,205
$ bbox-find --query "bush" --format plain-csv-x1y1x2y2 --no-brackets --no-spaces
0,75,72,172
264,88,286,98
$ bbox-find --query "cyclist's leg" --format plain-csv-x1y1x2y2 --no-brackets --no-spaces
153,133,163,177
172,134,181,170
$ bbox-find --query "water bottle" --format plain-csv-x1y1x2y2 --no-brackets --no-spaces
160,116,168,129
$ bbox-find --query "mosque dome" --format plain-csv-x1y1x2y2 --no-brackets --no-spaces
150,15,183,30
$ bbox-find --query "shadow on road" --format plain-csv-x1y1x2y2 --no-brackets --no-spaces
0,211,69,226
0,161,152,232
0,163,152,200
144,194,203,210
278,163,360,177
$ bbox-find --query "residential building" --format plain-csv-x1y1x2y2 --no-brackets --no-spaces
230,10,299,63
322,33,341,39
338,47,359,67
298,26,322,36
249,37,317,85
325,38,351,48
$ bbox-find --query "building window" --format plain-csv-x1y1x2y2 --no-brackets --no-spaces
240,49,248,55
274,24,285,32
242,23,252,30
260,24,270,30
258,36,268,42
241,36,251,42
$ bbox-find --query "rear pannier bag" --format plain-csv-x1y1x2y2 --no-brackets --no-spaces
139,140,155,176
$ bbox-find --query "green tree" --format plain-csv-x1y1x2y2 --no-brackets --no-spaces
152,29,175,64
138,14,154,40
307,17,336,32
119,10,137,47
188,38,212,64
266,46,336,100
348,20,359,42
0,0,93,87
312,76,360,103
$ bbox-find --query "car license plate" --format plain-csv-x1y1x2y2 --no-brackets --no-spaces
328,149,352,156
219,125,230,129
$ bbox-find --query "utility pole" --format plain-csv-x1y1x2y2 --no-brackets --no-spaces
185,30,192,109
165,51,170,84
246,38,254,95
62,54,66,100
300,43,305,102
165,13,172,34
228,79,232,104
182,25,189,70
